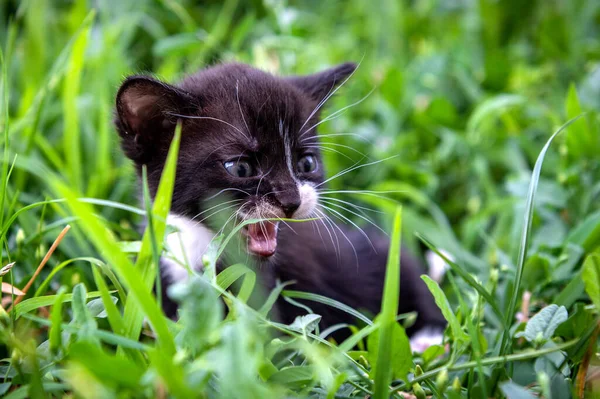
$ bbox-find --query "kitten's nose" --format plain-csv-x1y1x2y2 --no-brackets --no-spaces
281,201,300,218
274,184,301,218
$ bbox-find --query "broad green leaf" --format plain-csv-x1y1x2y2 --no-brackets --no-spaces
268,366,315,387
367,320,412,382
421,275,469,342
71,283,99,344
68,341,145,389
499,381,537,399
522,305,568,343
289,314,322,335
582,254,600,311
168,276,222,354
566,211,600,252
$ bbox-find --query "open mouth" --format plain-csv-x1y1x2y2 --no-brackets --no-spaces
241,221,280,257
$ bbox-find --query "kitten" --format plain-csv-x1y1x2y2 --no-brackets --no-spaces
114,62,446,349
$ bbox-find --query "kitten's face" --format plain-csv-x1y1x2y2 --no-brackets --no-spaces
115,62,355,257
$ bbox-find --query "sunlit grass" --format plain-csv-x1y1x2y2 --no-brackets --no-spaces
0,1,600,398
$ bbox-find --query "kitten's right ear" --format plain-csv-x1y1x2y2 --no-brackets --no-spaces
115,76,193,162
287,62,357,104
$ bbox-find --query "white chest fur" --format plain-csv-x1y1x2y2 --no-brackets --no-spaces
162,213,214,282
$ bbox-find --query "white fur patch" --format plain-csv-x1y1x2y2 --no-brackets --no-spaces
409,327,444,353
293,183,318,219
425,249,453,283
162,213,214,282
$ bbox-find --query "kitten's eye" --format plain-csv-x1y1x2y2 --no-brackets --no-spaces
297,155,318,173
224,160,254,178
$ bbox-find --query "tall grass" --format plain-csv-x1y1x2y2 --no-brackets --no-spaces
1,1,600,398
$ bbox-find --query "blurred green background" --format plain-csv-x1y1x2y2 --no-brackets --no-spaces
1,0,600,397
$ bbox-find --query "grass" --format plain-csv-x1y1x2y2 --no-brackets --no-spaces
1,0,600,398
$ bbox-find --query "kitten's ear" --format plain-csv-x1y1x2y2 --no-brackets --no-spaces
287,62,357,103
116,76,193,134
115,76,193,162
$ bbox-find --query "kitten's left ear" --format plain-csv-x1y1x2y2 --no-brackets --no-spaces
287,62,357,104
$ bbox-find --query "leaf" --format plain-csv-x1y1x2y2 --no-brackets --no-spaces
421,275,469,342
499,381,537,399
522,305,568,343
168,276,222,354
268,366,315,387
71,283,99,344
86,296,118,318
582,254,600,311
69,341,145,389
289,314,322,335
14,291,103,317
567,211,600,252
367,320,412,382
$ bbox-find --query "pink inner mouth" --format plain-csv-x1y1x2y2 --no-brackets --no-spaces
244,221,279,257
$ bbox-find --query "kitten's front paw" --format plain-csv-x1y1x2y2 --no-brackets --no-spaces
409,327,444,353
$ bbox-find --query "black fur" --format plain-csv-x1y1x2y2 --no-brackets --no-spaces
114,62,446,339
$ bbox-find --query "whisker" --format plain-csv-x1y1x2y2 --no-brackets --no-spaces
303,145,356,162
192,198,244,220
167,113,249,139
319,196,383,215
236,81,251,136
298,57,364,133
313,141,370,158
314,208,342,264
302,132,372,143
206,187,252,201
320,199,387,236
316,207,359,267
319,203,376,253
300,86,376,139
316,155,398,188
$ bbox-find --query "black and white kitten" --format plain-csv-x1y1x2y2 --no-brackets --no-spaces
114,62,446,350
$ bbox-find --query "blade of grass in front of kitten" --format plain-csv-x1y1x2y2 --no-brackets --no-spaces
282,290,373,326
372,206,402,399
121,124,181,346
55,183,176,355
499,115,584,361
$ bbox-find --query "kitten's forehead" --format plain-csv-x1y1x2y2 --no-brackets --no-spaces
179,64,313,138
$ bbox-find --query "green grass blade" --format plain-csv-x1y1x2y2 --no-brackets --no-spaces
121,124,181,346
372,206,402,399
49,287,67,355
499,115,584,358
282,290,373,326
53,183,176,355
14,291,103,318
